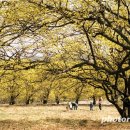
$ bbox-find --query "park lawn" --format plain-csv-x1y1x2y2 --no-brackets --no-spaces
0,105,129,130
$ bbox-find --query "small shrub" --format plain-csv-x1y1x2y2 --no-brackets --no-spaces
79,119,88,126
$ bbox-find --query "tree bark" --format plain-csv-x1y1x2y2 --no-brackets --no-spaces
43,99,47,104
113,103,127,118
25,99,30,105
9,96,16,105
55,96,60,104
75,96,80,104
127,76,130,118
93,96,96,105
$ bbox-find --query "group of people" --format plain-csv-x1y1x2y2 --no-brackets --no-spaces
66,102,78,110
90,97,103,111
67,97,103,111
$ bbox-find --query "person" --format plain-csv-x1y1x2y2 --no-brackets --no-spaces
72,102,78,110
67,102,78,110
99,97,103,110
90,101,93,111
68,102,73,110
89,98,94,110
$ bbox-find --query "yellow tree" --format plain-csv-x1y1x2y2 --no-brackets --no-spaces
1,0,130,118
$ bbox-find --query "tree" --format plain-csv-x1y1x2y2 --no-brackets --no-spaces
38,74,55,104
1,69,23,105
35,0,130,118
1,0,130,118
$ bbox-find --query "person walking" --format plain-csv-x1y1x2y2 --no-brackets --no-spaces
90,98,94,111
99,97,103,110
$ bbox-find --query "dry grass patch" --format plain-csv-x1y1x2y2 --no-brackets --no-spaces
0,105,129,130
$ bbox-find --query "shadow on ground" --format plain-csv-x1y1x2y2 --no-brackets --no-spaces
0,119,130,130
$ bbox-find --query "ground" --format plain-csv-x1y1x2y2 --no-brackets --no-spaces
0,105,129,130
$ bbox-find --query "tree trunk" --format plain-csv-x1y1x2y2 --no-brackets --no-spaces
105,89,127,118
114,103,127,118
42,91,50,104
55,96,60,104
75,97,80,104
43,99,47,104
42,95,48,104
128,107,130,118
9,96,15,105
127,76,130,118
93,96,96,105
25,99,30,105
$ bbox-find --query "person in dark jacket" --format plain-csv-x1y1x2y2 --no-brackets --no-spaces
68,102,78,110
71,102,78,110
98,97,103,110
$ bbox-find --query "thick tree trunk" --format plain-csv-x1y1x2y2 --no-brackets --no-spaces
42,91,50,104
75,97,80,104
105,90,127,118
42,95,48,104
25,99,30,105
122,103,127,118
55,96,60,104
127,76,130,118
128,107,130,118
56,100,59,104
43,99,47,104
93,96,96,105
114,103,127,118
128,95,130,118
9,96,16,105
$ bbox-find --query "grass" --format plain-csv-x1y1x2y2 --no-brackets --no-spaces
0,105,129,130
